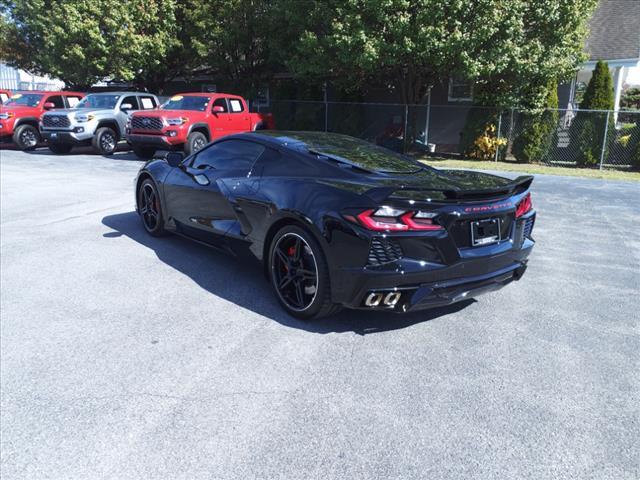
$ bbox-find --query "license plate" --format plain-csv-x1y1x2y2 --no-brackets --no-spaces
51,133,57,138
471,218,501,246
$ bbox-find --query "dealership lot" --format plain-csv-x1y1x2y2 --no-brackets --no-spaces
1,147,639,479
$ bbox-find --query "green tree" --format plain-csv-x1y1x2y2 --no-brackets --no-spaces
512,79,560,163
182,0,283,97
620,87,640,110
286,0,597,108
574,60,615,166
0,0,185,91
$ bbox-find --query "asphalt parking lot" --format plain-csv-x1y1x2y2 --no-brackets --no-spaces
1,146,639,480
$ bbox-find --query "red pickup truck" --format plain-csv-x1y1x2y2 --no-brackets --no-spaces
126,93,274,158
0,90,84,149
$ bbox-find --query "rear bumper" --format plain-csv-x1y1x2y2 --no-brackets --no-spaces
398,262,527,312
331,209,536,312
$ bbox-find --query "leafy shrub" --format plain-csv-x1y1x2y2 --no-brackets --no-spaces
465,124,507,160
572,61,614,167
512,80,559,163
627,124,640,170
459,107,501,159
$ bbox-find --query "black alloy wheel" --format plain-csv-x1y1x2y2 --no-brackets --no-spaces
269,226,341,319
13,124,40,150
272,232,319,311
138,179,166,236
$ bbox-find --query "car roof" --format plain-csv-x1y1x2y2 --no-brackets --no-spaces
237,131,428,174
171,92,243,98
86,91,153,96
10,90,85,95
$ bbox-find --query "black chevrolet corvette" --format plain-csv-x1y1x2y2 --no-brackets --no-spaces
135,131,536,319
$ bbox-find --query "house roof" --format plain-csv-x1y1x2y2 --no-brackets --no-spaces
585,0,640,62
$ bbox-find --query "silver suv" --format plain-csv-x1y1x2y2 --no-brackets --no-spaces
40,92,159,155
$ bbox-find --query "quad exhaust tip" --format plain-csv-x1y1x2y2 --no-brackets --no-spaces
364,291,402,308
364,292,383,307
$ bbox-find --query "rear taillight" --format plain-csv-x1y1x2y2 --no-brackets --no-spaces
515,193,532,218
353,207,443,232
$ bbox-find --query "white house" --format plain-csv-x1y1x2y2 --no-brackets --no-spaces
567,0,640,112
0,63,64,91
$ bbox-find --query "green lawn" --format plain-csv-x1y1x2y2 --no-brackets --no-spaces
420,158,640,182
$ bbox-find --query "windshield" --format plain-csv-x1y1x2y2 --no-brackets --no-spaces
161,95,209,112
4,93,44,108
76,94,120,109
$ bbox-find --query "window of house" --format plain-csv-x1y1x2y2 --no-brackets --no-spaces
448,77,473,102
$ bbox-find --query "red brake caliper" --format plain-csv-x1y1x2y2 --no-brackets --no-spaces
283,245,296,273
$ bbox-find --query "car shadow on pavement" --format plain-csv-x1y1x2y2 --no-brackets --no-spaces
102,211,474,335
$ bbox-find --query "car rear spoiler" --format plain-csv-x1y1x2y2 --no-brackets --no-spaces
364,175,534,203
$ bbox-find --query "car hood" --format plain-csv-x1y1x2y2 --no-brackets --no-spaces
44,108,112,117
132,109,200,119
0,105,40,116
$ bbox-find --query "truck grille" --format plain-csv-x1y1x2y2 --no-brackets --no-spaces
367,238,403,266
42,115,70,128
131,116,163,131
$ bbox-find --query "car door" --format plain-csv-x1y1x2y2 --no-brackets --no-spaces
227,97,251,133
210,97,233,139
163,139,266,245
117,95,140,137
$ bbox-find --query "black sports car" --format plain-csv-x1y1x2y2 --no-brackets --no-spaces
135,131,536,319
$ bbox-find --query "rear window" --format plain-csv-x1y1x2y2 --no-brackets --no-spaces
0,92,9,104
265,131,426,174
161,95,209,112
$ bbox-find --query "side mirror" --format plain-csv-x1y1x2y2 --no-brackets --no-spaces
165,152,184,168
212,105,225,113
120,103,133,111
43,102,56,110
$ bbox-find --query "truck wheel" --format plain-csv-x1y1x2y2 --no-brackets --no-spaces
13,124,41,151
185,132,207,156
92,127,118,155
48,143,73,154
253,121,266,131
133,147,156,159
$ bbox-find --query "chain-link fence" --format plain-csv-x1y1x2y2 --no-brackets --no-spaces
255,100,640,170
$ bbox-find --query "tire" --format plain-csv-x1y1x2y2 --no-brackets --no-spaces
268,225,341,320
184,131,207,156
48,143,73,154
137,178,167,237
253,121,266,131
92,127,118,155
133,146,156,160
13,124,40,151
